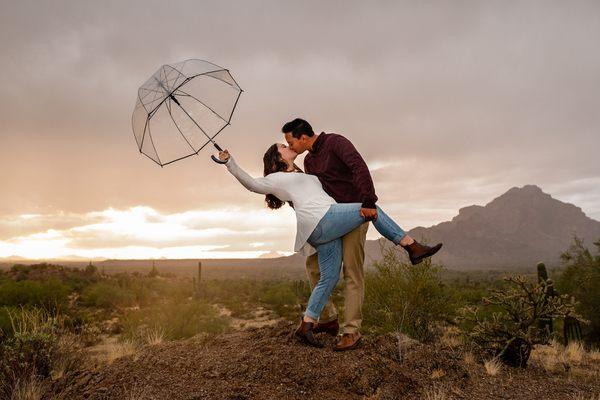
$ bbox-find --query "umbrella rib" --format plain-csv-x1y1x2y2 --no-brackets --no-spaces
227,89,243,123
225,70,242,91
166,98,197,153
160,152,199,167
147,77,191,116
189,70,240,89
195,124,229,153
140,87,166,97
139,89,167,107
139,112,148,149
141,150,164,167
171,99,216,145
146,121,162,165
174,88,229,125
145,69,235,116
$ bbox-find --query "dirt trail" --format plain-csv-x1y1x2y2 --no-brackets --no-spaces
47,321,599,400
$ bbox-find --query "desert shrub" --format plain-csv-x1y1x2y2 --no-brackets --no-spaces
80,281,136,309
200,279,309,318
121,299,228,341
458,275,583,367
290,279,312,303
0,308,59,397
557,236,600,343
0,278,70,312
260,283,299,317
363,248,455,341
200,279,260,317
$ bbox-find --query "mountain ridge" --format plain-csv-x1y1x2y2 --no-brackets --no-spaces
3,185,599,271
378,184,600,268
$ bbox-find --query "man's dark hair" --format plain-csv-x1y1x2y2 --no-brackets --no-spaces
281,118,314,139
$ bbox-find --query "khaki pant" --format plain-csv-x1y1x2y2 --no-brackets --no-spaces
305,222,368,334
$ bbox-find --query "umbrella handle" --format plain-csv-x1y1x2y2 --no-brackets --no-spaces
211,155,228,164
211,142,228,164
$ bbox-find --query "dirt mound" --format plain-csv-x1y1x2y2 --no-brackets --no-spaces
46,321,599,400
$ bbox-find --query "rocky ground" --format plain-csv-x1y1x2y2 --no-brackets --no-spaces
45,321,600,400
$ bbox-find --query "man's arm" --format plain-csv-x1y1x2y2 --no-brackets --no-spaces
331,135,378,210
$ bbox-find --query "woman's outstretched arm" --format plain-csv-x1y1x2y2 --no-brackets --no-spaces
221,151,275,195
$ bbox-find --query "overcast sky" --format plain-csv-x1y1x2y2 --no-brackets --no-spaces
1,0,599,259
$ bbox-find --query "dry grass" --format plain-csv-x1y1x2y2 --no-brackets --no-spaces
123,384,157,400
530,340,600,374
9,375,46,400
530,342,564,372
106,339,137,364
572,392,600,400
430,369,446,379
440,326,461,348
144,326,165,345
588,348,600,362
7,307,58,335
462,351,476,365
50,334,85,380
566,341,585,363
423,386,448,400
483,358,502,376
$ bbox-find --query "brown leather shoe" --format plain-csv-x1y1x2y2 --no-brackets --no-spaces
401,240,443,265
294,319,324,348
333,332,362,351
313,319,339,336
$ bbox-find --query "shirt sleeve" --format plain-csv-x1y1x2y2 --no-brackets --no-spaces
331,135,378,209
225,157,275,195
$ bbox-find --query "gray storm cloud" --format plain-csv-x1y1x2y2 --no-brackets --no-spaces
0,0,599,257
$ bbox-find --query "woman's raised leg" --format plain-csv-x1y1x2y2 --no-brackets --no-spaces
309,203,407,246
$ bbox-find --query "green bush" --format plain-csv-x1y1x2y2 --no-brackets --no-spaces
0,279,70,311
557,236,600,343
121,299,229,341
80,281,136,309
261,283,299,317
363,248,455,341
0,308,59,396
200,279,307,318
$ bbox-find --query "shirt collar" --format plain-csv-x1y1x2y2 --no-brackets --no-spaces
309,132,325,153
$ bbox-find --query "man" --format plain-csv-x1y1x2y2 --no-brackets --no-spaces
282,118,377,351
283,118,441,350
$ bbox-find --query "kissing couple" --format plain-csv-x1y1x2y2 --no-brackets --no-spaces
218,118,442,349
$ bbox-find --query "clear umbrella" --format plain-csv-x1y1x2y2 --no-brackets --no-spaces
132,59,242,166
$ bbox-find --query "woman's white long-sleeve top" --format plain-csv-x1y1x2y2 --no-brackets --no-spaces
225,157,335,255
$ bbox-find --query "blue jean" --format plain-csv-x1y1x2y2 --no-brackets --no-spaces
304,203,406,320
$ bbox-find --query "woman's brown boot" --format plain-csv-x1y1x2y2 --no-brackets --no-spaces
294,318,324,348
401,240,443,265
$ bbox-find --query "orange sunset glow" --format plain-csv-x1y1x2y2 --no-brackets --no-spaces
1,1,599,261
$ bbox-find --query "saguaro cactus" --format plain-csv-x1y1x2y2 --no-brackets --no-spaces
148,260,159,277
536,262,554,340
564,315,583,344
536,262,583,345
193,261,202,299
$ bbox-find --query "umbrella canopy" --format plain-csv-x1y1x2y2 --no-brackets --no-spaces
132,59,242,166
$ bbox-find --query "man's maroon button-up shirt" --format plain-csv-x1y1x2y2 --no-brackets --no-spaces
304,132,378,209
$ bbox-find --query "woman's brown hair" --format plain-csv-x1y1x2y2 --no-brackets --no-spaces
262,144,302,209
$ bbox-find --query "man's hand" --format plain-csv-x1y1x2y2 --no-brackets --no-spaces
218,150,230,162
360,207,378,221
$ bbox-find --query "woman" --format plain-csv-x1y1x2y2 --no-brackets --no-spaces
219,144,442,347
